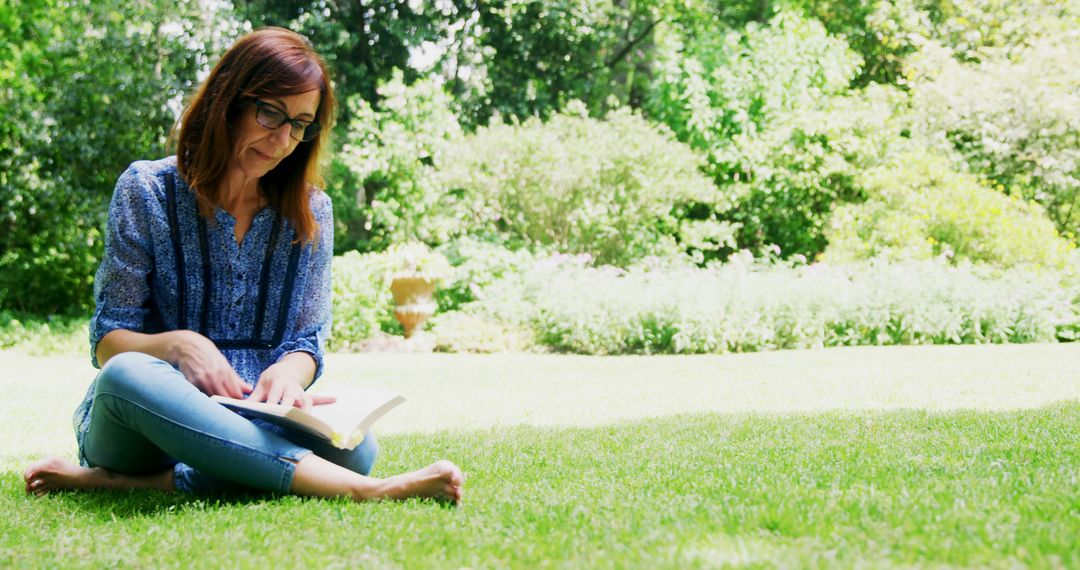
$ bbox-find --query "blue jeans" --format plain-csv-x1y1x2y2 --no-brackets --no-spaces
77,352,378,495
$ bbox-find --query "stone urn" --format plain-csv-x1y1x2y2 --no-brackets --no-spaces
390,273,438,338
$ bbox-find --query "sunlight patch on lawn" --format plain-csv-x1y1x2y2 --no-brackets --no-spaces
675,533,818,568
321,344,1080,434
1,343,1078,467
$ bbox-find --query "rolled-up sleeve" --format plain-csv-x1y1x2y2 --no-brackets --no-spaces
271,191,333,384
88,166,155,368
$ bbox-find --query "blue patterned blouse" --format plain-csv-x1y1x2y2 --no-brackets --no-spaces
74,156,333,444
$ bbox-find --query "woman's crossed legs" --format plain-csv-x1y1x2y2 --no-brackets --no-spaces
24,352,463,503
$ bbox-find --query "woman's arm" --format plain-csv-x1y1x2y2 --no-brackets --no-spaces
97,328,196,365
98,329,251,399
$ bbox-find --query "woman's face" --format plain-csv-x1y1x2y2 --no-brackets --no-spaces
231,89,320,181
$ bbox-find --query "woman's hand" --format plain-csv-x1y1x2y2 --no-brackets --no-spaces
167,330,250,399
248,352,331,410
249,362,311,409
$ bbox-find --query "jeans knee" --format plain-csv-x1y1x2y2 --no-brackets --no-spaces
96,351,173,397
346,431,379,476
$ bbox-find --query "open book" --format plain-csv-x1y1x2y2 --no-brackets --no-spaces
211,389,405,450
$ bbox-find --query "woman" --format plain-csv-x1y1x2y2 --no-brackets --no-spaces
23,27,463,503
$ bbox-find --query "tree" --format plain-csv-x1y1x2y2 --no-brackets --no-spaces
234,0,446,126
0,0,238,314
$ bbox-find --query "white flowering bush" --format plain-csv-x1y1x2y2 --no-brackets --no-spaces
331,242,1079,353
436,250,1078,354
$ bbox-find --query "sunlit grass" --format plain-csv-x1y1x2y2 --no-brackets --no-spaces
4,407,1079,568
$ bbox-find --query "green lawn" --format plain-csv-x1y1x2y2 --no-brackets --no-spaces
3,344,1079,568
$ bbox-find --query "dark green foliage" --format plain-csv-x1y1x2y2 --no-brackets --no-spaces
233,0,443,126
454,0,667,126
0,0,228,314
646,11,876,260
234,0,671,126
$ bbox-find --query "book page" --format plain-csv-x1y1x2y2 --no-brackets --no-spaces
306,389,405,437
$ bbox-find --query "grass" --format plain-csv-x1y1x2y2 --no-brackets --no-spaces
2,344,1079,568
0,311,87,356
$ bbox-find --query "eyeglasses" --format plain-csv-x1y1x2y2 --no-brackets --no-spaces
253,99,321,142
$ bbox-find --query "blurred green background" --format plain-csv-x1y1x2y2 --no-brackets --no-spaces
1,0,1077,354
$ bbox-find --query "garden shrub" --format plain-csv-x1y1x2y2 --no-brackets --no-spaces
438,102,730,267
713,84,912,260
792,0,930,87
429,311,537,353
328,239,1078,353
331,70,466,254
434,236,539,313
1063,249,1080,341
784,0,1075,86
910,35,1080,236
919,0,1077,63
646,11,910,260
329,251,398,351
0,310,88,355
824,149,1076,269
648,11,862,156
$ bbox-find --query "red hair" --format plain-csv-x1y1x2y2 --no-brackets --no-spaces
175,27,335,244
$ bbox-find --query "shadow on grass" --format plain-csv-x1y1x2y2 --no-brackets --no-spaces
2,474,278,520
4,467,462,521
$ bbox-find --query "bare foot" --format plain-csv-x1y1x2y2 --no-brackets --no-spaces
23,457,174,495
24,457,112,495
376,460,465,504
